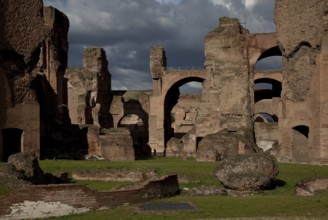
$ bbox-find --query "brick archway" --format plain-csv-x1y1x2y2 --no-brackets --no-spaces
149,69,207,154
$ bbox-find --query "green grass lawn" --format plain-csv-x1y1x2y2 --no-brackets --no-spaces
1,158,328,219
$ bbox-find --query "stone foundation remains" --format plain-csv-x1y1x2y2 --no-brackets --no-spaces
0,175,179,219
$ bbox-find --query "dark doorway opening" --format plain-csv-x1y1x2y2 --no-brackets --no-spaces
2,128,23,161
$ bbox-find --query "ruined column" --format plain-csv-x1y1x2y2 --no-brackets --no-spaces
183,17,255,156
42,6,70,124
148,47,167,155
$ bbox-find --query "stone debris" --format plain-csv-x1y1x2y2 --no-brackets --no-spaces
295,178,328,196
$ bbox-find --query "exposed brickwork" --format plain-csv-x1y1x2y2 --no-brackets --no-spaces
0,175,179,219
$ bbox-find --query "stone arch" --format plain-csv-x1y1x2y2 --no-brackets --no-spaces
149,70,207,154
118,113,144,127
292,125,310,163
161,70,207,94
247,33,279,68
257,46,282,62
118,113,150,158
163,76,205,146
2,128,23,161
254,78,282,103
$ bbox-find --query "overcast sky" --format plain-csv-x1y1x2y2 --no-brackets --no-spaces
44,0,276,91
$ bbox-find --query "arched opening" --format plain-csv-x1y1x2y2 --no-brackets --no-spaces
254,78,282,103
255,46,282,70
164,77,204,147
118,113,150,159
292,125,309,163
2,128,23,161
254,46,282,103
254,113,279,152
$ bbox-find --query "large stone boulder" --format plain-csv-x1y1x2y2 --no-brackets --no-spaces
197,129,261,162
7,152,44,183
4,152,68,184
214,153,279,191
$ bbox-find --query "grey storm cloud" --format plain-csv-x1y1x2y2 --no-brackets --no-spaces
44,0,276,90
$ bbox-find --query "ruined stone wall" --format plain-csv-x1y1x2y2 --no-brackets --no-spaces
171,94,200,135
180,17,253,155
0,0,47,160
274,0,328,164
39,7,70,125
148,47,206,154
0,0,45,62
67,48,112,128
0,175,178,219
148,47,167,153
100,127,135,161
201,17,251,134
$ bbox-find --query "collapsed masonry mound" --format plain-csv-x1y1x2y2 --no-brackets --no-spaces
214,153,279,191
0,152,68,185
295,178,328,196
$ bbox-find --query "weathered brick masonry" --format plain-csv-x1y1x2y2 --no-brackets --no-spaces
0,175,179,219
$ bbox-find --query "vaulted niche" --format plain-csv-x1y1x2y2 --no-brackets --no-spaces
164,77,204,145
118,114,145,147
118,108,150,159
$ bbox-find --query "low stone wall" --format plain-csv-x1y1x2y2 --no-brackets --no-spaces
0,175,179,219
72,168,157,182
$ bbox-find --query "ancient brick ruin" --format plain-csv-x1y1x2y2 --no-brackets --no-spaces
1,0,328,164
0,1,69,161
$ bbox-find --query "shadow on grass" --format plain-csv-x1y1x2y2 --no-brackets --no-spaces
266,178,286,190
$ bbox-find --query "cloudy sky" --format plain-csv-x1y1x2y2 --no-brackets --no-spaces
44,0,276,91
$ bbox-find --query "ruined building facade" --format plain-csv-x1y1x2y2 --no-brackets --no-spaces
1,0,328,164
149,0,328,164
0,0,69,161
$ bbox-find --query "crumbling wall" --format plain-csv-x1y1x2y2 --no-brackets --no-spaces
66,48,112,128
171,94,200,135
274,0,328,164
181,17,255,156
100,127,135,161
0,0,70,160
39,7,70,125
0,0,45,62
275,0,324,102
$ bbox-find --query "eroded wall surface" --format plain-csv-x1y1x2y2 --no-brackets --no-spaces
0,0,70,160
67,48,112,127
274,0,328,163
